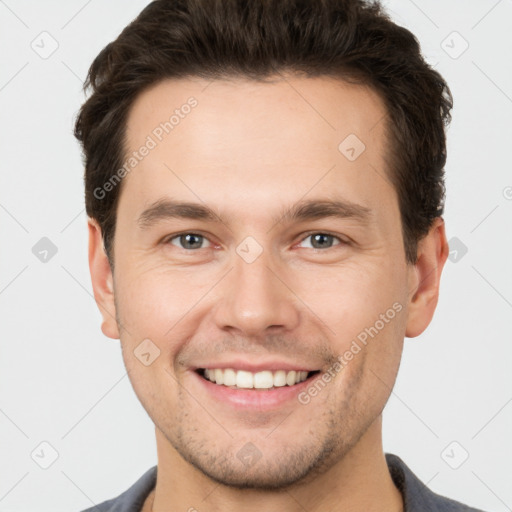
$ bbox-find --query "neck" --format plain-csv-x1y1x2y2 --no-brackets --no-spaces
149,416,403,512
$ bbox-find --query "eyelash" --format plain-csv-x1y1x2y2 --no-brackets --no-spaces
163,231,348,251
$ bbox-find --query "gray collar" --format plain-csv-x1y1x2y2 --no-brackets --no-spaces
81,453,486,511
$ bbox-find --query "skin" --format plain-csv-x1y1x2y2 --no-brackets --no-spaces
88,74,449,512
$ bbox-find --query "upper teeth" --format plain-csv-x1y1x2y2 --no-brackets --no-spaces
203,369,310,389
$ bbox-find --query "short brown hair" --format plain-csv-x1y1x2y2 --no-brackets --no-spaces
74,0,453,266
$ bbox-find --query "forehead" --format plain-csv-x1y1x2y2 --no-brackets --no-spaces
121,74,395,224
125,74,388,153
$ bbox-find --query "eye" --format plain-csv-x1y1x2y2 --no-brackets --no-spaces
167,233,212,250
297,232,346,250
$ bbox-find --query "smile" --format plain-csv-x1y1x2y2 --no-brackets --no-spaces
196,368,321,390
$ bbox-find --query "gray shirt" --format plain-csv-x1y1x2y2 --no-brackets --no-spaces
80,453,486,511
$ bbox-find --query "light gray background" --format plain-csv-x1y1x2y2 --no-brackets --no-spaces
1,1,511,511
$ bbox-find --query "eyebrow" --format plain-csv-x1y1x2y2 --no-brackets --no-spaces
137,197,373,230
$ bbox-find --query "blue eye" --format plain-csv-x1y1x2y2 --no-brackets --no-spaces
168,233,212,250
299,233,344,249
165,232,345,251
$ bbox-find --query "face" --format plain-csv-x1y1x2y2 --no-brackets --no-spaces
89,74,446,489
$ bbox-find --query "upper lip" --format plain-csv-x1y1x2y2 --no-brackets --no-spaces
191,358,321,373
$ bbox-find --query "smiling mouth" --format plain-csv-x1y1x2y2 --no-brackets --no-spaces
195,368,321,390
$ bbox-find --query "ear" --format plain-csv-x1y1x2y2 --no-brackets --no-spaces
405,217,449,338
88,218,120,339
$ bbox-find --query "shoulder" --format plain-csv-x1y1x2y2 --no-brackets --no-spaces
385,453,487,512
79,466,157,512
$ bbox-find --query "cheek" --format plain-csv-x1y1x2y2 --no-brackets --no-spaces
115,265,207,339
307,260,407,392
113,270,197,397
305,260,405,336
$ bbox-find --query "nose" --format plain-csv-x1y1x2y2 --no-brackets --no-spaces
213,246,300,337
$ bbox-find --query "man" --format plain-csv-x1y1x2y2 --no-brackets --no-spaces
75,0,485,510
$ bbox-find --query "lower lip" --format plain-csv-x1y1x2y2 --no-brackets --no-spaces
191,370,322,411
